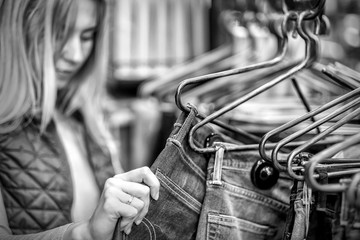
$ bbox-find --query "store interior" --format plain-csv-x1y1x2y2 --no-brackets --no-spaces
98,1,360,236
104,0,360,172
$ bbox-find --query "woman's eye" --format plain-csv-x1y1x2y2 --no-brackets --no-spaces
81,31,95,42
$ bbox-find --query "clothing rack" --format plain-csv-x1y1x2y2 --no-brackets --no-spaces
116,0,360,239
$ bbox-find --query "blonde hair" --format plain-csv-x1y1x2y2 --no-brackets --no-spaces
0,0,122,172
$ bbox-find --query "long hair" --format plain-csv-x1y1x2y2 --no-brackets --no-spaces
0,0,122,173
0,0,76,131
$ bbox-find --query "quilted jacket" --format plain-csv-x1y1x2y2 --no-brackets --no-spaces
0,115,115,235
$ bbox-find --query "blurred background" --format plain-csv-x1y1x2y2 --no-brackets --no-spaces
102,0,360,171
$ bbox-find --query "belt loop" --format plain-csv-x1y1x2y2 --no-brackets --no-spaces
210,145,225,185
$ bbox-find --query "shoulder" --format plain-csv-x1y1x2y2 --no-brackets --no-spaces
0,119,63,158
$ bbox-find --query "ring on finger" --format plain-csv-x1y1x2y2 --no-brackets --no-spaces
126,195,135,205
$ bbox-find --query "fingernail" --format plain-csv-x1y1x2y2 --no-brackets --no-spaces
135,219,142,225
154,192,159,200
125,228,132,235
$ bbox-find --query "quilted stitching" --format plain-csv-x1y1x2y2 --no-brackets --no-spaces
0,118,115,234
0,123,73,234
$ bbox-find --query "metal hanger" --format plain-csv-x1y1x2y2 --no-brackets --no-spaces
175,11,292,115
285,105,360,180
259,87,360,168
304,131,360,192
283,0,326,20
171,11,296,144
269,97,360,174
185,10,321,154
138,45,233,97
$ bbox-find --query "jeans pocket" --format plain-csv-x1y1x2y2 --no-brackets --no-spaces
156,168,202,213
137,168,202,239
206,212,277,240
125,169,203,240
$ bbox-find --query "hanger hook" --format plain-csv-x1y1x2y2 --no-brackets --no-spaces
259,10,318,168
174,10,291,115
283,0,326,21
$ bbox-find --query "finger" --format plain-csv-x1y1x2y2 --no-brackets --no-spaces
119,216,135,229
105,178,149,228
124,221,133,235
100,196,138,220
118,181,150,223
107,180,147,212
115,167,160,200
116,194,144,229
102,179,143,219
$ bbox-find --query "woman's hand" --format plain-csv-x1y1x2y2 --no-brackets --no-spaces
66,166,160,240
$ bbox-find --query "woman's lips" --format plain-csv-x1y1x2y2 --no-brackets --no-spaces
56,70,72,79
56,70,73,88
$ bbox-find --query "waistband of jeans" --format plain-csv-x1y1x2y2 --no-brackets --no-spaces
169,106,218,150
207,148,289,169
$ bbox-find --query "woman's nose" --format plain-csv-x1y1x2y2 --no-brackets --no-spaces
61,36,84,64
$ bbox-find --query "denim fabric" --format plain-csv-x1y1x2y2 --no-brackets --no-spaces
112,108,212,240
282,181,298,240
306,208,334,240
195,146,291,240
290,181,305,240
306,172,334,240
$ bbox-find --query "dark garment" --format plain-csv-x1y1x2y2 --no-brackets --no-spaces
332,189,360,240
0,115,115,234
306,172,334,240
282,181,298,240
112,108,211,240
0,120,73,234
306,208,334,240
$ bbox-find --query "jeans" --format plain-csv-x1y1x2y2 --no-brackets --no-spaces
112,108,211,240
282,181,298,240
306,172,334,240
195,145,291,239
290,181,306,240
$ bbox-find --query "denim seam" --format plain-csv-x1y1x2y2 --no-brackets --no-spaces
214,181,289,211
142,217,155,240
207,212,277,236
168,138,206,180
156,168,202,213
220,159,258,169
172,110,196,142
221,165,253,171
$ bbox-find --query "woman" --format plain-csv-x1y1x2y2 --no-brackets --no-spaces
0,0,160,239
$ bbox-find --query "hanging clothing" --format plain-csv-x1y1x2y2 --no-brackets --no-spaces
282,181,299,240
195,136,291,240
113,108,209,239
113,107,291,239
290,181,307,240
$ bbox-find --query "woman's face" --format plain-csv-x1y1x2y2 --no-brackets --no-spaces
55,0,98,89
